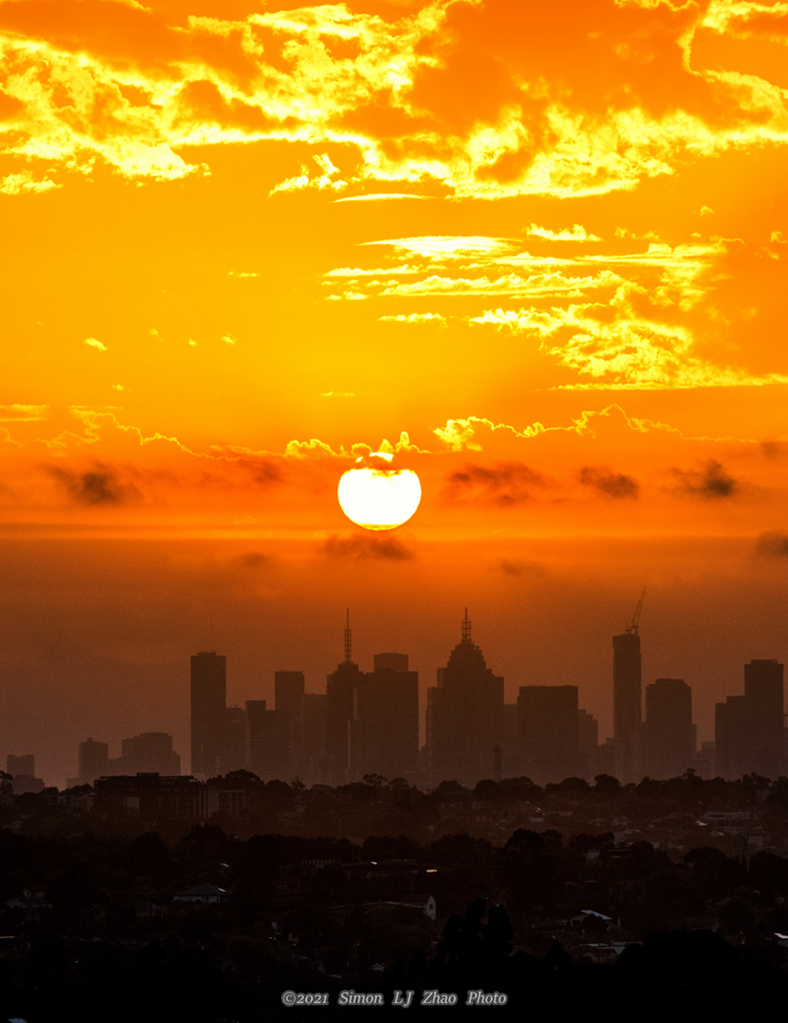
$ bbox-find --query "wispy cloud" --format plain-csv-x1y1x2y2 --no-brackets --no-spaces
378,313,446,324
322,533,415,560
671,460,739,499
442,462,549,506
579,466,639,499
333,193,433,203
47,463,141,505
755,531,788,559
0,404,49,422
524,224,601,242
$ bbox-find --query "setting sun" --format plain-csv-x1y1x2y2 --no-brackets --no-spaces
337,452,422,531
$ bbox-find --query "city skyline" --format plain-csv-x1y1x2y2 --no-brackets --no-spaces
7,606,788,788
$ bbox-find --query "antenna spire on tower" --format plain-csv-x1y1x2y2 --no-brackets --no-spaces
461,608,472,644
344,608,352,663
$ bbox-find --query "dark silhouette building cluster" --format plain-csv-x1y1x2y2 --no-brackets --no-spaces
189,615,419,787
69,732,181,787
20,603,782,792
182,607,788,789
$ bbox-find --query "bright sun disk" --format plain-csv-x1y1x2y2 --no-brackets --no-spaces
337,452,422,530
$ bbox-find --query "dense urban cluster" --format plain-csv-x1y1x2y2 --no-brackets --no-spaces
5,609,788,1018
9,608,786,798
181,610,788,789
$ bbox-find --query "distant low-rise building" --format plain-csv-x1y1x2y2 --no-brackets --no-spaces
6,753,45,795
93,774,200,819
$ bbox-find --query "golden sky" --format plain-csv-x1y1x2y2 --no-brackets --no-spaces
2,0,788,783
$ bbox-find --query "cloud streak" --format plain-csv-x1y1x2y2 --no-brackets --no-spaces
755,531,788,559
442,462,548,507
671,460,739,500
47,463,142,505
322,533,415,560
579,466,639,499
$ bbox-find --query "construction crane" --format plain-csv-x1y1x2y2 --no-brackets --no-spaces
625,587,646,635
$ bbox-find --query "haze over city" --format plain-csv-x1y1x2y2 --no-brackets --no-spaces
2,0,788,786
6,597,785,789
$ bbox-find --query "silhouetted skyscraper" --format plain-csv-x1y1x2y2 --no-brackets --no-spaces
191,651,226,779
326,611,364,785
79,738,109,786
275,670,305,777
715,659,786,779
517,686,582,784
596,737,625,780
6,753,44,795
426,610,503,786
302,692,328,785
120,732,181,776
613,629,641,782
350,653,418,783
275,670,305,719
501,703,520,778
715,695,748,780
643,678,693,779
745,659,785,778
7,753,34,777
245,700,290,781
373,653,409,672
220,706,247,776
577,709,599,781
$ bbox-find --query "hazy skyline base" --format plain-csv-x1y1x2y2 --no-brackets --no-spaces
3,534,786,788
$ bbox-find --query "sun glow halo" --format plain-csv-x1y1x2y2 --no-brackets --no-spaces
337,452,422,531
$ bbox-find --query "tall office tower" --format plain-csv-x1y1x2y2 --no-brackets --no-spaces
219,706,247,775
613,631,642,782
715,695,748,779
326,611,364,786
275,670,305,719
577,709,599,781
245,700,290,781
716,660,786,779
643,678,693,779
79,738,109,785
276,670,305,776
596,736,625,781
119,732,181,776
349,653,419,783
501,703,522,778
695,741,716,779
6,753,34,777
302,693,329,785
190,651,227,779
426,610,504,787
745,659,785,779
517,686,582,785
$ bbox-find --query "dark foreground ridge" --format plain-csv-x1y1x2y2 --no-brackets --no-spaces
3,772,788,1019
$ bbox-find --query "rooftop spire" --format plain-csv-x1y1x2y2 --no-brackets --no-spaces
344,608,352,663
461,607,472,644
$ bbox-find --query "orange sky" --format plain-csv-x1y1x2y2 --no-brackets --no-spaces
2,0,788,784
